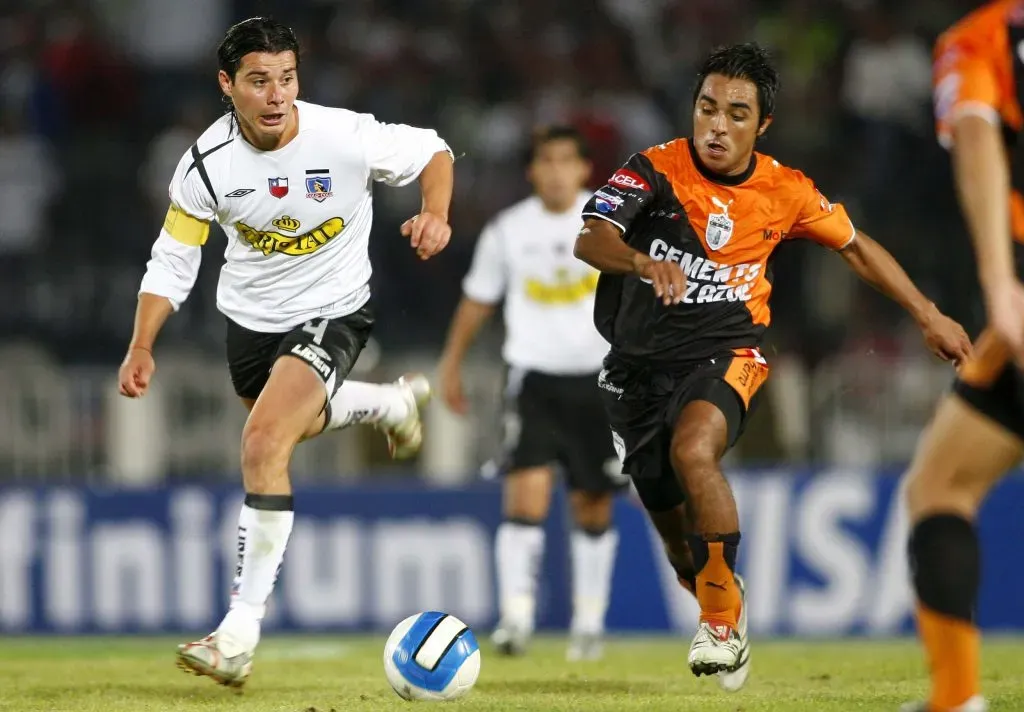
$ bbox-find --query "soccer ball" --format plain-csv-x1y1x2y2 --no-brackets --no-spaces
383,611,481,701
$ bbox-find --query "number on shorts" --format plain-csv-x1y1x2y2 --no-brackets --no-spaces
302,319,328,345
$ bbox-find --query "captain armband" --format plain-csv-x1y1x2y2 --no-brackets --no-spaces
163,204,211,247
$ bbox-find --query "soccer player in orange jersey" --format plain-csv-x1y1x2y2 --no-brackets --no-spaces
573,43,972,692
901,2,1024,710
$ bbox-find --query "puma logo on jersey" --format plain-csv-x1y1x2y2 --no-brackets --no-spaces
236,217,345,256
711,196,733,214
523,270,598,305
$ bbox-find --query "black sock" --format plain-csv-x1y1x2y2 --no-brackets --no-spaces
244,493,295,511
686,532,741,574
909,514,979,622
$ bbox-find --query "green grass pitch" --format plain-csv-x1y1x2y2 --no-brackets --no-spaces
2,636,1023,711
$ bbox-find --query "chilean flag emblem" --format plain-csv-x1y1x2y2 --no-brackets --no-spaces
268,177,289,198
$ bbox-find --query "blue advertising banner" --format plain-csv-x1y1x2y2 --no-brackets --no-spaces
0,470,1020,636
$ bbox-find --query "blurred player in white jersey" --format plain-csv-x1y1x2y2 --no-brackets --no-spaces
115,17,454,688
438,127,626,662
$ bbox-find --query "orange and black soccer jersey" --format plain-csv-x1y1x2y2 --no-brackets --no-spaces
933,0,1024,243
583,138,855,366
935,0,1024,438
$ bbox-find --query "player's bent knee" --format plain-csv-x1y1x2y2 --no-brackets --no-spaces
904,446,982,520
503,467,553,520
903,396,1017,521
240,421,295,486
905,466,981,523
569,491,614,532
668,434,718,482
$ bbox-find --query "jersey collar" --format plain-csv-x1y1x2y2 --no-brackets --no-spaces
687,138,757,186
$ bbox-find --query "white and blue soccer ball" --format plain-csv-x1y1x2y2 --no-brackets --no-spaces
383,611,481,701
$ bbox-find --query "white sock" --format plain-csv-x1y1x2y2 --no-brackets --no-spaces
217,498,294,655
323,381,410,431
495,521,545,633
570,528,619,636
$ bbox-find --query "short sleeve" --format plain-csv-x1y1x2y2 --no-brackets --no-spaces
357,113,453,187
933,38,1002,148
461,222,506,304
787,172,856,250
582,152,664,235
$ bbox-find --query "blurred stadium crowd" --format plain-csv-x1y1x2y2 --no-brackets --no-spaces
0,0,989,476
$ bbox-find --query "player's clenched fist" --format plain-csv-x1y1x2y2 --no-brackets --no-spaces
634,255,686,306
401,211,452,260
118,346,156,398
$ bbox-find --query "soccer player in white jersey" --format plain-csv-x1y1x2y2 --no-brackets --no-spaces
115,18,454,688
438,127,626,662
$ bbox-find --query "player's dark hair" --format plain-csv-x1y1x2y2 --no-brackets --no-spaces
217,17,300,80
524,125,591,165
693,43,780,125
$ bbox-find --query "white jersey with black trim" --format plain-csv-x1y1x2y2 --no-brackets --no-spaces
462,192,608,375
139,99,452,332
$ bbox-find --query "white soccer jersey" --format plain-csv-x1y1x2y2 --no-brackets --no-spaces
139,100,452,332
462,192,608,374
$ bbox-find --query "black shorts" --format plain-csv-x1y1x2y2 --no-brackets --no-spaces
500,369,626,494
598,350,769,513
953,329,1024,438
225,306,374,401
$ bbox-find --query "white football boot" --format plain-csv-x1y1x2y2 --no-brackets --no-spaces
717,573,750,691
383,373,431,459
688,573,745,677
176,632,253,689
899,696,988,712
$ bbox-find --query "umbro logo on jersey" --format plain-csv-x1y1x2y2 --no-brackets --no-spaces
224,188,255,198
268,177,289,198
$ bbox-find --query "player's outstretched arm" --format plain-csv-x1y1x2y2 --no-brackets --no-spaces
952,114,1024,362
119,199,207,398
574,218,684,306
401,150,454,260
838,231,972,364
437,297,496,414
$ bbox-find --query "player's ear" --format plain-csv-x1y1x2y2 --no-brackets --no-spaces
217,70,234,99
526,156,542,187
756,115,774,137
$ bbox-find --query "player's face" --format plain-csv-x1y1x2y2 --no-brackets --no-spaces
692,74,772,176
527,139,592,209
219,51,299,148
